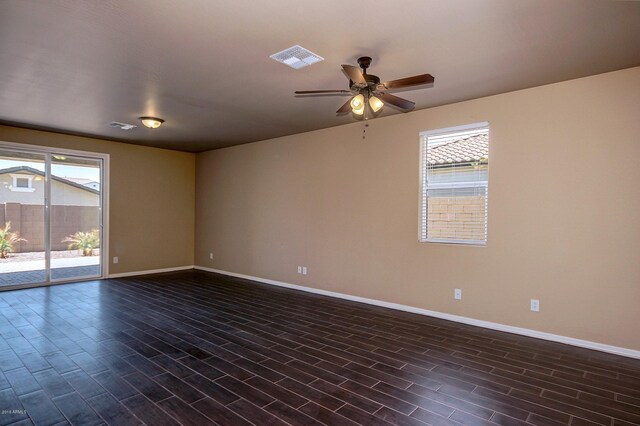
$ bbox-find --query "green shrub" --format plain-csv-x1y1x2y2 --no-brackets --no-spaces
63,229,100,256
0,222,26,259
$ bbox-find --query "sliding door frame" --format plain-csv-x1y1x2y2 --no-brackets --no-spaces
0,140,109,290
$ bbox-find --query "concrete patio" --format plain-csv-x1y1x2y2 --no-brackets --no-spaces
0,253,100,287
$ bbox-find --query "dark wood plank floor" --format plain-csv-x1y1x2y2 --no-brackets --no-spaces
0,270,639,426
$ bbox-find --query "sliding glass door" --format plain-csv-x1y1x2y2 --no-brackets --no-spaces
0,149,47,287
0,144,107,290
50,155,103,282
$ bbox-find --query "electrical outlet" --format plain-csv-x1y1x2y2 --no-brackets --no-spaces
209,253,213,260
530,299,540,312
113,257,119,264
297,266,302,274
302,266,307,275
454,288,462,300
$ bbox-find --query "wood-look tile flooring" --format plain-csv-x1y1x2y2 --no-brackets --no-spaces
0,270,639,426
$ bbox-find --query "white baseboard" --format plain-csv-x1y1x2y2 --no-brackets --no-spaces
108,265,194,279
194,266,640,360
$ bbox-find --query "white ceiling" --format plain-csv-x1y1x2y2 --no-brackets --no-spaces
1,0,639,152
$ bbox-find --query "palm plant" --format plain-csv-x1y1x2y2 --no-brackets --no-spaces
0,222,26,259
62,229,100,256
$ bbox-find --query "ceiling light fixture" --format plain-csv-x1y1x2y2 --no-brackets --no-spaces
295,56,432,119
350,94,365,115
346,93,383,116
139,116,164,129
368,95,384,113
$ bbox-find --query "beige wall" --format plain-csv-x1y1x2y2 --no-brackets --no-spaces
0,126,195,274
195,67,640,350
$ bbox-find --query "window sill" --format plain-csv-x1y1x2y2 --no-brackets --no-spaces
420,238,486,246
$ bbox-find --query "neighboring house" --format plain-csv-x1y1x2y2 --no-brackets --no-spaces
424,132,489,243
427,132,489,182
64,177,100,191
0,166,99,207
0,166,100,252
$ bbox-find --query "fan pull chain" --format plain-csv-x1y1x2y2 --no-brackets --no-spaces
363,107,369,139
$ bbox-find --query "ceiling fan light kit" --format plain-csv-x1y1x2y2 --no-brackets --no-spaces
350,94,365,115
295,56,434,119
369,95,384,113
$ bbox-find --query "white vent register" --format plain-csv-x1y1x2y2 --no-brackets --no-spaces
108,121,137,130
270,45,324,69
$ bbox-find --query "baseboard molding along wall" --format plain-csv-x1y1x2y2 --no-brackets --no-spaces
194,266,640,360
108,265,194,279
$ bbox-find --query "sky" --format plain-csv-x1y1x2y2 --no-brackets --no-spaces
0,159,100,181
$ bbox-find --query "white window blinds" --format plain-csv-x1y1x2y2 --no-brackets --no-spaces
419,123,489,245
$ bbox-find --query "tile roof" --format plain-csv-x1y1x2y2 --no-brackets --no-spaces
428,133,488,166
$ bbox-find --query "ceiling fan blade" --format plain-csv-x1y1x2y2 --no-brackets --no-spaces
379,93,415,111
295,90,351,94
341,65,366,84
336,98,352,114
381,74,434,91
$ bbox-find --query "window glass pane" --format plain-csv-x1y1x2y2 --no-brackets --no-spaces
50,155,102,281
420,124,489,244
426,186,487,242
0,149,46,287
428,165,488,184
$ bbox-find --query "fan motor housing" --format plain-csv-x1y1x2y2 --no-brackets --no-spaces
349,74,380,90
364,74,380,85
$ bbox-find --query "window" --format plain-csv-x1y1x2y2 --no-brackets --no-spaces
10,174,36,192
419,122,489,245
15,177,29,188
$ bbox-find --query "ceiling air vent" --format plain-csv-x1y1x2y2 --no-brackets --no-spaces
270,45,324,69
109,121,137,130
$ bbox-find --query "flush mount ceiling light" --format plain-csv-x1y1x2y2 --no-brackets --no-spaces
139,117,164,129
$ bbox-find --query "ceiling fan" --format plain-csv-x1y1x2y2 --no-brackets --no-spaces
295,56,434,117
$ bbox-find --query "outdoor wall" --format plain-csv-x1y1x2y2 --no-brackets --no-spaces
0,203,98,252
195,66,640,351
427,195,486,242
0,126,195,274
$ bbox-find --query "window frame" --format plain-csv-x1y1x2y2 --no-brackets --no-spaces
419,122,490,246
